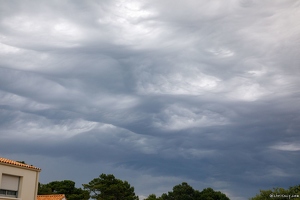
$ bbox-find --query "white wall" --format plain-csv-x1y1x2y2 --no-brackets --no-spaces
0,164,40,200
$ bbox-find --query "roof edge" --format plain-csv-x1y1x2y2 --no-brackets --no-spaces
0,157,41,172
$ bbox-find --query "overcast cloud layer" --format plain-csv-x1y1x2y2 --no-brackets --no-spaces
1,0,300,199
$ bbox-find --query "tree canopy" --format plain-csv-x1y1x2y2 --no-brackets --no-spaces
35,172,300,200
83,173,139,200
144,182,230,200
250,184,300,200
160,182,200,200
144,194,159,200
38,180,90,200
199,187,230,200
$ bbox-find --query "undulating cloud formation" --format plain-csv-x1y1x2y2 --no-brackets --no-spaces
1,0,300,199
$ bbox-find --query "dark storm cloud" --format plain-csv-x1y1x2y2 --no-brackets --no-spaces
1,0,300,199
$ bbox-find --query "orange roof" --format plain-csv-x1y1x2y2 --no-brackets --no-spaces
0,157,41,171
37,194,66,200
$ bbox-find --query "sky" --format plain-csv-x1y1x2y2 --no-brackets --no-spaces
0,0,300,199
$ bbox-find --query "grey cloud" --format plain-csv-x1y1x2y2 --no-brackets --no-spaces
1,0,300,199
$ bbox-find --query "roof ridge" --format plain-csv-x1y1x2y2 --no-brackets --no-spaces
37,194,66,200
0,157,41,171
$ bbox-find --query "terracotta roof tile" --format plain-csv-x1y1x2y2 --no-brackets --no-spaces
0,157,41,171
37,194,66,200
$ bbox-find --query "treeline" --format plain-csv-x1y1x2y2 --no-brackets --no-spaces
38,180,89,200
144,182,229,200
250,185,300,200
38,173,299,200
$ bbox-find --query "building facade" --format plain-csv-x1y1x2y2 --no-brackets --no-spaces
0,157,41,200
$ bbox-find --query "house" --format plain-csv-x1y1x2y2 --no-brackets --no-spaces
0,157,41,200
37,194,67,200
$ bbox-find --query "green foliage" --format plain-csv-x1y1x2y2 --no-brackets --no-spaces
289,185,300,195
83,173,139,200
154,182,229,200
199,187,230,200
47,180,76,194
38,183,52,194
250,185,300,200
38,180,90,200
144,194,159,200
160,182,199,200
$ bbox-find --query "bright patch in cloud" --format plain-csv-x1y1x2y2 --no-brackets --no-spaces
225,77,271,101
97,0,158,46
270,143,300,151
207,47,235,58
0,43,21,54
137,69,220,95
153,104,229,131
0,91,52,110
